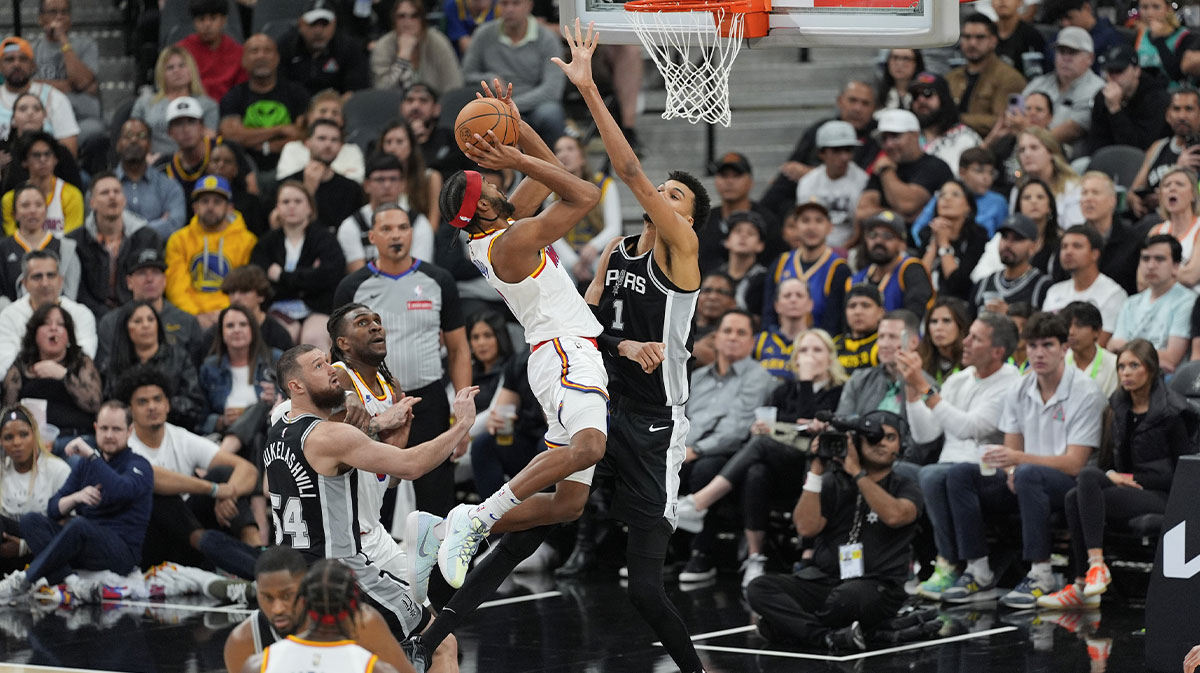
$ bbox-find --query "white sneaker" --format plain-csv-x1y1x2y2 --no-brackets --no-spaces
513,542,558,574
741,553,767,589
675,495,706,534
0,571,30,602
437,504,491,588
404,510,443,605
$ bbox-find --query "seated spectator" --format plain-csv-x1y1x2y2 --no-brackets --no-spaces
177,0,246,103
69,172,162,319
854,110,954,226
205,265,294,355
251,182,344,349
1013,128,1082,227
0,132,82,235
700,152,783,274
761,199,851,334
1146,167,1200,286
753,278,812,380
1130,0,1194,86
157,97,258,219
992,0,1047,80
676,309,774,582
677,328,845,587
378,119,442,229
548,134,621,287
834,284,884,374
1110,234,1195,373
947,14,1028,138
0,249,95,375
0,404,70,572
794,122,868,250
208,142,265,236
760,81,880,220
1021,26,1105,148
746,409,921,651
198,304,282,448
275,120,365,232
1129,88,1200,219
96,248,203,368
339,154,428,273
275,91,366,184
0,183,81,301
940,311,1106,608
1079,171,1145,295
1089,43,1170,155
165,176,258,329
100,301,206,431
877,49,923,113
898,311,1020,601
120,366,260,578
0,92,81,196
1038,338,1194,610
218,34,307,175
984,90,1055,192
912,147,1009,243
691,272,737,367
970,213,1054,314
1007,301,1033,372
911,72,984,171
444,0,496,55
2,303,101,450
461,0,566,141
277,0,370,97
131,47,220,157
30,0,103,150
1045,0,1127,74
1042,225,1127,343
0,37,79,156
0,401,152,602
371,0,463,92
917,179,989,300
1060,300,1118,396
918,297,970,385
114,119,187,241
848,211,934,317
400,83,473,178
973,177,1066,285
718,211,768,316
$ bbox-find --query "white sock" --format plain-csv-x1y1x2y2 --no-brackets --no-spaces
432,521,446,541
1030,562,1053,581
472,482,522,530
966,557,993,582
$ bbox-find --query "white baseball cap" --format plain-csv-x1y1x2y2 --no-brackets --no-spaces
876,109,920,134
303,0,337,24
1055,26,1094,54
166,96,204,124
815,120,862,149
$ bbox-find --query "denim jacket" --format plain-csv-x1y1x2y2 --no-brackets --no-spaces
198,351,279,434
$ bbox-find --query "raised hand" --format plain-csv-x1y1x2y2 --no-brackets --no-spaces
452,386,481,430
464,130,524,170
478,78,521,128
551,19,601,88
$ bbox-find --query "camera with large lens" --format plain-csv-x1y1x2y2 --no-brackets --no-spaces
812,411,887,461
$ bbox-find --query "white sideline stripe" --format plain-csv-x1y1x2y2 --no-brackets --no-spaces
0,664,137,673
678,625,1019,661
654,624,758,644
479,591,561,609
101,599,253,614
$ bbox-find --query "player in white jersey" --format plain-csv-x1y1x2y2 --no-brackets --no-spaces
241,560,403,673
405,81,607,596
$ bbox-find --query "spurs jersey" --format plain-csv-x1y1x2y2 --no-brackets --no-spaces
596,236,697,406
264,413,359,562
333,362,398,536
250,609,283,653
261,636,377,673
467,226,602,345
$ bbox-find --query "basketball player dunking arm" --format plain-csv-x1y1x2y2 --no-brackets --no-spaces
242,560,402,673
566,20,710,673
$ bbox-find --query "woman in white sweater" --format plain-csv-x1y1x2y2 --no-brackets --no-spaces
370,0,464,92
0,404,70,569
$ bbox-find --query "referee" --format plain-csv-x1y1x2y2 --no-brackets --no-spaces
334,204,471,521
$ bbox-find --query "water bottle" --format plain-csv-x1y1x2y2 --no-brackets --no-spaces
354,0,372,19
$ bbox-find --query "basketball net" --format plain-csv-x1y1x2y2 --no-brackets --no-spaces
627,7,745,127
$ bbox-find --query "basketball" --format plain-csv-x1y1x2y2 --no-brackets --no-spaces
454,98,520,154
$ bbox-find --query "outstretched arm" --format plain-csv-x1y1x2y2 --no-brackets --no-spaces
475,80,564,220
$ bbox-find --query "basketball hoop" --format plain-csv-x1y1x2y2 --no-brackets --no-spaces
624,0,769,126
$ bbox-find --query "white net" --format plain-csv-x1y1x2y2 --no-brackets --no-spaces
627,5,745,127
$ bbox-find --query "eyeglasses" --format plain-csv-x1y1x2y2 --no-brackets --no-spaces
913,87,937,98
700,287,734,296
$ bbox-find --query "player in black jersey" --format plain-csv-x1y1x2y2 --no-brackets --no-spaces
266,345,477,652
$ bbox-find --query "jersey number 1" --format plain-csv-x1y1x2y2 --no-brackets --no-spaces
270,493,312,549
611,299,625,330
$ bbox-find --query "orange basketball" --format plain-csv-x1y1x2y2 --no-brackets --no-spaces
454,98,520,154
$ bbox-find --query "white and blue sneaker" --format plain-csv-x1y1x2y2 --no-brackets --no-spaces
437,504,491,588
1001,574,1057,609
404,511,443,605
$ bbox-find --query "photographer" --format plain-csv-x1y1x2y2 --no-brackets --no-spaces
746,410,922,652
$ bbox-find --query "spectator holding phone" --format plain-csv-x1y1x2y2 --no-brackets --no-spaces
1128,88,1200,218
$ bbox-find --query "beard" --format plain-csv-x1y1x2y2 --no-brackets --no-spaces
4,70,29,89
489,195,515,221
310,385,346,410
867,244,892,265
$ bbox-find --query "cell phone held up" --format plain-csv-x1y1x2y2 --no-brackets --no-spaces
1007,94,1025,114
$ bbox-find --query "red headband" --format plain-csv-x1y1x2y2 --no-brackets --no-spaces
451,170,483,229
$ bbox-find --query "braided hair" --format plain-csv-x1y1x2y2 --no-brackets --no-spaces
327,303,398,390
298,560,361,640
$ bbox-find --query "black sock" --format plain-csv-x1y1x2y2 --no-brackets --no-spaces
625,521,704,673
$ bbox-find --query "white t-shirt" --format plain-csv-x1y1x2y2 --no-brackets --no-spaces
128,423,220,482
226,365,259,409
998,364,1106,457
906,363,1019,464
795,163,869,248
1041,273,1128,333
0,82,80,141
0,454,70,518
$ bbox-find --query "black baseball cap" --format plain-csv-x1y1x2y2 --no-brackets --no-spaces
863,210,906,239
1099,43,1138,72
715,152,752,174
998,213,1038,240
129,248,167,273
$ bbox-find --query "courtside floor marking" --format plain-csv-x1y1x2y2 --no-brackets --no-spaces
479,591,561,609
0,664,130,673
102,599,253,614
654,624,758,644
677,625,1019,661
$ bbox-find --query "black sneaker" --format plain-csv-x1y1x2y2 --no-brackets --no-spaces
825,621,866,653
554,545,597,578
677,552,716,583
401,634,433,673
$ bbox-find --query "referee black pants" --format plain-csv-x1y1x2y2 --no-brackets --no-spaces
392,380,455,518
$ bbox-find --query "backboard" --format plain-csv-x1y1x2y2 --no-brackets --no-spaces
561,0,963,48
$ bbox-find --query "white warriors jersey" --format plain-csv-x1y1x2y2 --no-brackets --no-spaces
333,361,397,536
261,635,377,673
467,227,602,345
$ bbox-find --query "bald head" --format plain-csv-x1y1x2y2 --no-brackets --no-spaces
242,34,279,79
